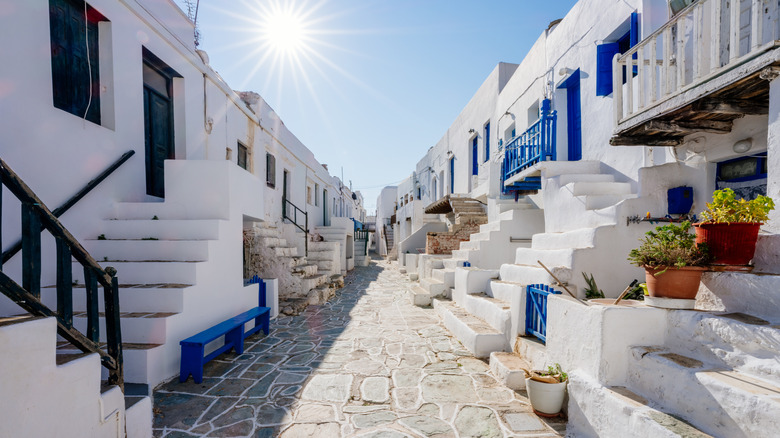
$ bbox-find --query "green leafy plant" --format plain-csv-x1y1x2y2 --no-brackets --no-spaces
582,272,605,299
541,363,568,383
699,188,774,224
623,280,645,300
97,234,106,240
628,221,711,275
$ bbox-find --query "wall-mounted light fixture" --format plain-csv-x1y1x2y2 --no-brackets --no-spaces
733,138,753,153
468,128,475,134
446,150,454,158
559,67,574,77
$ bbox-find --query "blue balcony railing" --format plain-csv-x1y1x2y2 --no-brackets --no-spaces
525,284,561,343
502,99,556,192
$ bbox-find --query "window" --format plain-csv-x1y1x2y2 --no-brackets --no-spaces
484,122,490,162
307,186,312,204
716,153,768,200
596,12,639,96
237,142,248,170
266,153,276,187
49,0,107,124
315,183,320,206
527,101,540,125
471,136,478,176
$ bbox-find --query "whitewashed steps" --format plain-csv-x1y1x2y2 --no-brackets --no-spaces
433,299,510,358
421,277,447,296
41,284,188,313
409,285,432,307
112,202,218,220
499,263,572,287
628,346,780,438
531,228,597,250
58,341,166,387
489,352,530,390
431,268,455,288
462,293,511,334
566,181,632,196
665,311,780,386
102,219,223,240
442,258,467,270
72,260,202,285
84,239,210,262
567,371,712,438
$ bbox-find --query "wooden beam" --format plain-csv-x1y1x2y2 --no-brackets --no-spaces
693,99,768,115
642,120,733,135
610,135,684,147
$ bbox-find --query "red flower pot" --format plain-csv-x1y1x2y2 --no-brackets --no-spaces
694,222,761,265
644,266,707,300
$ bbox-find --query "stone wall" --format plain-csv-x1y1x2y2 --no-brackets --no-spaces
425,217,487,254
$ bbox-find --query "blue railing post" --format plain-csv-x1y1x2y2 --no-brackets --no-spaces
501,100,557,193
525,284,562,343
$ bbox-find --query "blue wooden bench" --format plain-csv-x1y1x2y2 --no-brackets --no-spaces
179,278,270,383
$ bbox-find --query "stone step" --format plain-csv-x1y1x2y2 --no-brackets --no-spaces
499,263,571,287
102,219,223,240
489,352,530,390
513,336,549,371
698,271,780,322
420,277,447,297
459,240,480,251
256,236,287,248
433,299,509,358
409,285,432,307
42,284,188,313
628,346,780,437
309,241,338,251
84,239,210,262
566,181,633,196
292,263,319,277
541,160,602,178
579,193,637,210
487,280,525,303
252,226,282,238
514,248,576,270
557,173,616,185
567,371,712,438
431,268,455,288
301,274,329,292
463,293,511,334
72,260,200,285
72,311,177,344
313,259,335,273
442,258,467,270
665,310,780,385
274,246,298,257
531,228,597,250
57,341,167,388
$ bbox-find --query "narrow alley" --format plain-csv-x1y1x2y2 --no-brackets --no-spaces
152,259,566,437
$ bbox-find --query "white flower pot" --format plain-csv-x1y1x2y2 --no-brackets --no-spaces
525,377,567,416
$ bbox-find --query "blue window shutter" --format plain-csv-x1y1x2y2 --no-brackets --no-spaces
484,122,490,162
596,43,620,96
630,12,639,47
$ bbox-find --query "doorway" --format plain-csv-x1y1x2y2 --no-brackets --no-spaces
142,49,178,197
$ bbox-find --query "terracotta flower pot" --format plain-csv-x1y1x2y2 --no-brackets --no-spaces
694,222,761,265
644,266,707,299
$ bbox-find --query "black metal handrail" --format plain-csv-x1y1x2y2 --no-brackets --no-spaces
355,229,369,256
2,150,135,264
282,196,308,256
0,158,123,389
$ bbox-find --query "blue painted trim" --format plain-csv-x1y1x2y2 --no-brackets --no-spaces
525,284,562,343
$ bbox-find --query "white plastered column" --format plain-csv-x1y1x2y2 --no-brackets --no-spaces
755,70,780,271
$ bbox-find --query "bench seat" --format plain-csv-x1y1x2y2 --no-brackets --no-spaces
179,306,270,383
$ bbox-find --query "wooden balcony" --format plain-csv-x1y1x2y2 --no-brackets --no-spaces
611,0,780,146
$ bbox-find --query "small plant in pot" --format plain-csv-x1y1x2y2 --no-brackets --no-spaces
628,221,711,299
524,364,568,417
694,188,775,266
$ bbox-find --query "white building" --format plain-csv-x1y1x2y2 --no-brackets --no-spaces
0,0,364,435
389,0,780,436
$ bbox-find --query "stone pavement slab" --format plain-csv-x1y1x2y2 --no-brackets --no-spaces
153,259,566,437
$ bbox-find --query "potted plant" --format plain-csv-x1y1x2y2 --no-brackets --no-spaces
525,364,568,417
694,188,775,265
628,221,711,299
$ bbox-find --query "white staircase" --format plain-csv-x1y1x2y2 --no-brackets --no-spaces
0,316,152,437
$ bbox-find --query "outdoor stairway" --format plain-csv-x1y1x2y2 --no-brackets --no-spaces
248,222,338,315
0,316,151,437
313,224,352,273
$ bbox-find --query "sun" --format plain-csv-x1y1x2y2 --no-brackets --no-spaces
260,6,309,56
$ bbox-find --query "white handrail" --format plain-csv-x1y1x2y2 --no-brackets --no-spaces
614,0,780,126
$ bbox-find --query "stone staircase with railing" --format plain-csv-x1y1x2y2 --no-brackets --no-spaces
244,221,341,316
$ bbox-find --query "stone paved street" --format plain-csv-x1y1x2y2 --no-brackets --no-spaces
153,259,566,437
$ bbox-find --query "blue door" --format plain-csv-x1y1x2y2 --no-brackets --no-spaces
472,136,478,176
450,157,455,194
560,70,582,161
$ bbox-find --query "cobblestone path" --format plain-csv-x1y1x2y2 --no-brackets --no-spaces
153,259,566,437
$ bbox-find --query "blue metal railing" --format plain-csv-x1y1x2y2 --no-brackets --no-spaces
502,99,557,192
351,218,364,231
525,284,561,343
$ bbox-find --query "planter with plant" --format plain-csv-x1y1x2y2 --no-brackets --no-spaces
694,188,775,265
628,221,711,299
524,364,568,417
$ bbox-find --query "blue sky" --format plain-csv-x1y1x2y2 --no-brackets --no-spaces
190,0,579,213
